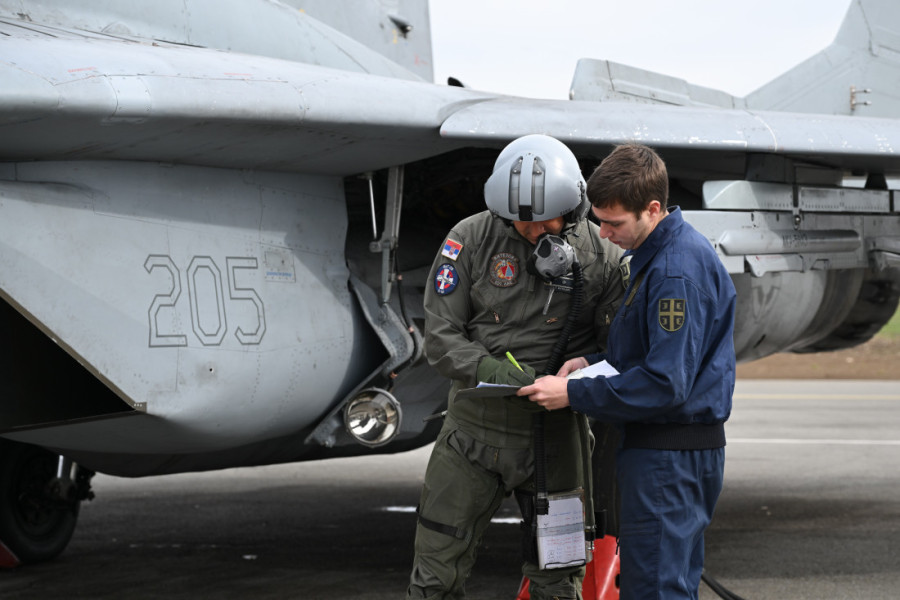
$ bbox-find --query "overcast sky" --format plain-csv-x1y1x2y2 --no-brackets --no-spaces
428,0,853,99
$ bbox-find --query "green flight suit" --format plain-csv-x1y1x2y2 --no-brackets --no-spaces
407,211,623,600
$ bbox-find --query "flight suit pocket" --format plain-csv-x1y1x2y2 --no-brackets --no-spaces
471,277,509,324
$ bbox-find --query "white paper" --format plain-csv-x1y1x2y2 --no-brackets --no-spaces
536,490,586,570
567,360,619,380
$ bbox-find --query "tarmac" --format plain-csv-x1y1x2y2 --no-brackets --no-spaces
2,379,900,599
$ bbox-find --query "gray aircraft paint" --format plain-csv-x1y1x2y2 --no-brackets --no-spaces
0,0,897,479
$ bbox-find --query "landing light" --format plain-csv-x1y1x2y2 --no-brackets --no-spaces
343,388,402,447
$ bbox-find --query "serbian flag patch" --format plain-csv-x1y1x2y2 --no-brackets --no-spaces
442,238,463,261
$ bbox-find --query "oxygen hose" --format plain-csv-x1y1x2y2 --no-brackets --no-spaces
534,260,584,516
542,259,584,376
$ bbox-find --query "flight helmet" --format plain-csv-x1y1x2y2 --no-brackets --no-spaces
484,134,588,222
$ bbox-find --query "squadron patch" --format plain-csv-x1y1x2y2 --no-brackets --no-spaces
658,298,686,332
489,253,518,287
442,238,463,261
434,263,459,295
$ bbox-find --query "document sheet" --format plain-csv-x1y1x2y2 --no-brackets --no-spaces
536,489,586,570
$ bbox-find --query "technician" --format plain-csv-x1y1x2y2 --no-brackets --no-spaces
406,134,623,600
519,143,737,600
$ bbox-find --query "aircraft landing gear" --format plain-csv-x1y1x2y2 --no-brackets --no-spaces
0,438,94,565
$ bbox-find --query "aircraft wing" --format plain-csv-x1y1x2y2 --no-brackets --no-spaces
6,31,900,183
438,97,900,175
0,28,494,175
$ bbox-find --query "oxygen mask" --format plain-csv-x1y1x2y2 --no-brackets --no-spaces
527,234,576,281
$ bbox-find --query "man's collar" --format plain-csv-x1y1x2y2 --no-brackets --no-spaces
629,207,682,275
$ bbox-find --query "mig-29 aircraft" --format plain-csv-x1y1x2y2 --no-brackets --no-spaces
0,0,898,565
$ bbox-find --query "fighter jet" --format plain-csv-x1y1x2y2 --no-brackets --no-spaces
0,0,898,564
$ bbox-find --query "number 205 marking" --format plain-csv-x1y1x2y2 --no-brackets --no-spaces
144,255,267,347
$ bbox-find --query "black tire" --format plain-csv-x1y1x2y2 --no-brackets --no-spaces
0,439,79,563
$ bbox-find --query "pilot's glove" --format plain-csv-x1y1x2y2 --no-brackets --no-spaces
476,356,536,387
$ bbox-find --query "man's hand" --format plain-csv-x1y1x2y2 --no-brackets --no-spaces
517,376,571,411
476,356,536,387
556,357,588,377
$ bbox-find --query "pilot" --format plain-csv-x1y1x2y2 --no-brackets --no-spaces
406,134,624,600
518,143,737,600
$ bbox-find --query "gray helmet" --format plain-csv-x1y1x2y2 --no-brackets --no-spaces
484,134,588,222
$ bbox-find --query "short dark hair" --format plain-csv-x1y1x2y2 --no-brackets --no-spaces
586,143,668,218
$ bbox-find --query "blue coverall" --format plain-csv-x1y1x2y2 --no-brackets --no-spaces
567,207,736,600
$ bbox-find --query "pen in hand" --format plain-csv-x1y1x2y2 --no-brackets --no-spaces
506,351,524,372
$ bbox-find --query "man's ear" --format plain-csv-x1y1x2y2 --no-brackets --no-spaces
646,200,662,219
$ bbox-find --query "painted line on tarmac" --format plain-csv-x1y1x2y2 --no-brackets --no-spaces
383,506,417,512
734,393,900,401
729,437,900,446
382,505,519,525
